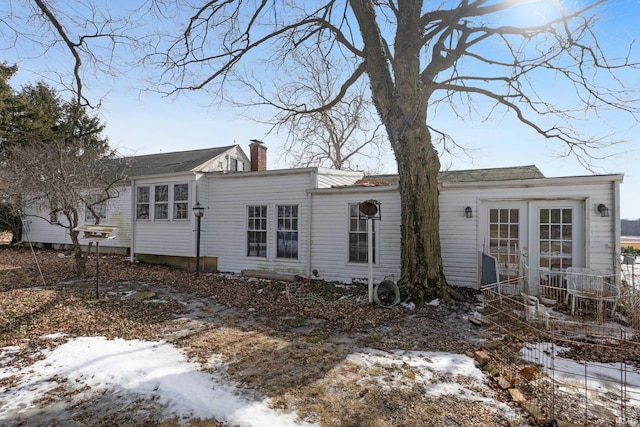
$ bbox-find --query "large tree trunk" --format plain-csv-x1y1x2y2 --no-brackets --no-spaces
350,0,448,304
393,122,447,306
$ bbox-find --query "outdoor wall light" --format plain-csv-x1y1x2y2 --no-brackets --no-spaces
464,206,473,218
597,203,610,218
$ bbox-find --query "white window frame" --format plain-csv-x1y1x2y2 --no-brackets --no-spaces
136,183,190,222
154,184,169,220
247,205,268,257
348,202,376,264
276,205,298,259
136,186,150,220
173,183,189,220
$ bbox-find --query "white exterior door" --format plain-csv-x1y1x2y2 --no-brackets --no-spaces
530,200,586,271
480,200,586,294
482,202,528,282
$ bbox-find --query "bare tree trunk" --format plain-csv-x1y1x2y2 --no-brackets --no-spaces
367,0,448,305
393,121,447,306
69,229,87,276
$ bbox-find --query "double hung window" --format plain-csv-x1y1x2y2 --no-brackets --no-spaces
154,185,169,220
247,205,267,257
277,205,298,259
136,186,150,220
349,203,375,263
173,184,189,220
136,183,189,221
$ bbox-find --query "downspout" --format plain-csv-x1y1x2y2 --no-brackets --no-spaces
614,178,622,275
306,170,316,278
130,178,136,263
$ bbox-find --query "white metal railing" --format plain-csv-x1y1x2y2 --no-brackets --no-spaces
482,260,630,321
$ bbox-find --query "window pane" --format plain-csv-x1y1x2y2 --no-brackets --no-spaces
277,231,298,258
174,184,188,201
510,224,518,239
173,184,189,219
137,187,149,203
540,225,549,240
155,185,168,202
174,203,188,220
540,209,549,223
136,204,149,220
155,203,168,220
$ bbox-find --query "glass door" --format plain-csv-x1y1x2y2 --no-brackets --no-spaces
487,206,524,282
533,202,585,271
531,201,585,298
538,207,574,271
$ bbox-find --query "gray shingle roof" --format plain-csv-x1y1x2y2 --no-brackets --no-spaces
105,146,235,181
438,164,544,182
365,165,544,185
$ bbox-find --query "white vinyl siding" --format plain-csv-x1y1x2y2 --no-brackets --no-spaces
133,176,199,257
21,186,133,250
309,188,400,284
206,171,321,275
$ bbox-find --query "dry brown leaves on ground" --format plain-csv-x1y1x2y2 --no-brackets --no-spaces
0,248,522,426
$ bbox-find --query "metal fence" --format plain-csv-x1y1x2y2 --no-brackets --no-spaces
480,264,640,426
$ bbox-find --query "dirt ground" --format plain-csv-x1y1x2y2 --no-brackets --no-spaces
0,248,527,426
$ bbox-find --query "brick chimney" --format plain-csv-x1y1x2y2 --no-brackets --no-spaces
249,139,267,171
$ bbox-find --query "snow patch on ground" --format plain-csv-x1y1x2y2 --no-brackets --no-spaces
0,337,316,426
345,348,522,422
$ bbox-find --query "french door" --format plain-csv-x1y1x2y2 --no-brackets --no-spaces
486,202,527,282
482,200,585,290
531,201,585,272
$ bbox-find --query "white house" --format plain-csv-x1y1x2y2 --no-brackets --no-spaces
183,161,621,290
21,144,250,257
22,140,624,292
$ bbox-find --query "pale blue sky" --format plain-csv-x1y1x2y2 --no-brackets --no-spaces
2,0,639,219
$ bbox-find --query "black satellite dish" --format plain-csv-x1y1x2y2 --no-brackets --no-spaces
359,200,379,217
